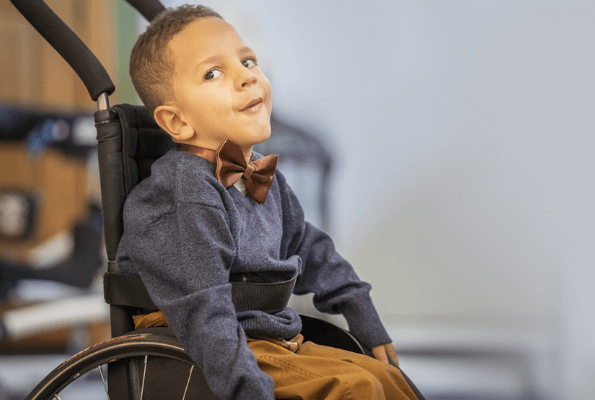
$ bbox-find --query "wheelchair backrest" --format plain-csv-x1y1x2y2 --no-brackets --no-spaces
95,104,174,266
94,103,174,337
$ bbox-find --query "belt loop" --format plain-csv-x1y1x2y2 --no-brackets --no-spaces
280,338,299,352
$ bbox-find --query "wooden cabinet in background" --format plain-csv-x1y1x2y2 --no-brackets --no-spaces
0,0,121,261
0,0,118,111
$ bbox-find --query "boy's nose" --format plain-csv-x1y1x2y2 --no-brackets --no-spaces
239,69,257,88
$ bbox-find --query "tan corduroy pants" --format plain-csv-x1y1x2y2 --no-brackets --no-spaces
247,334,418,400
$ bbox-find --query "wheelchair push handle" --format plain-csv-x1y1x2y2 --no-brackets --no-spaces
124,0,166,22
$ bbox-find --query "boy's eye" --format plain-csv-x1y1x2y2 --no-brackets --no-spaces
205,69,222,81
242,58,256,68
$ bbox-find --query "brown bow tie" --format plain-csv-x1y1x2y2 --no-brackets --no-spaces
178,139,278,204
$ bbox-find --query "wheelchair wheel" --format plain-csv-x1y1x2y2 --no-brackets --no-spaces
25,328,218,400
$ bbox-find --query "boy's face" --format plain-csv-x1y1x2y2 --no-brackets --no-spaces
167,18,272,153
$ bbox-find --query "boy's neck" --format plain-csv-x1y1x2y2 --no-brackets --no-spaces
177,143,217,163
177,141,254,164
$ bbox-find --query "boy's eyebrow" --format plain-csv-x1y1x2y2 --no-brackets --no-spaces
239,46,254,55
194,55,221,72
194,47,255,73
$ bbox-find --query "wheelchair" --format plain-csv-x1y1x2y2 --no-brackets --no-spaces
12,0,424,399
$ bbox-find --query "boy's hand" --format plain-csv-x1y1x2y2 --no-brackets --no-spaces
371,343,399,366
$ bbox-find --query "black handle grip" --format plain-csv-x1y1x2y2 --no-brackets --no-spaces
10,0,116,101
124,0,166,22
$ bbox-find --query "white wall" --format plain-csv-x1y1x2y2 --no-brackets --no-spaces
164,1,595,397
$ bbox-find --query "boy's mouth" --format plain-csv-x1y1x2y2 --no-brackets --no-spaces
240,97,264,111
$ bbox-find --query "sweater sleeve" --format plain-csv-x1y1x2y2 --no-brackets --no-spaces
277,174,392,349
126,202,275,400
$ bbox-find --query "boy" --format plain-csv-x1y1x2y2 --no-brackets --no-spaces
117,4,418,399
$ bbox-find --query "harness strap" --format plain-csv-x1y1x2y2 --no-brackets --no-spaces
231,273,297,314
104,272,297,314
103,272,157,310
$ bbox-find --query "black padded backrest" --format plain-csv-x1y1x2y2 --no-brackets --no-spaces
95,104,174,264
95,104,173,336
114,104,175,196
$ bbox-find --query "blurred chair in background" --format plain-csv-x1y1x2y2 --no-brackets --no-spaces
255,114,334,232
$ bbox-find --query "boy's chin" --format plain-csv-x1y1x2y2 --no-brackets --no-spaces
254,131,271,145
250,126,272,145
232,122,271,147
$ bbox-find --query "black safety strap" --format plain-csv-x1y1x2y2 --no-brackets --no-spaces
103,272,157,310
231,273,297,314
104,271,297,314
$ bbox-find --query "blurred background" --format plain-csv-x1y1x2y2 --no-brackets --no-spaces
1,0,594,399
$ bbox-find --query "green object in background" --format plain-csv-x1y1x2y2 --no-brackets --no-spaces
114,2,139,105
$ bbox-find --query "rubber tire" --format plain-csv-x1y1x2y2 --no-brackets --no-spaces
24,328,217,400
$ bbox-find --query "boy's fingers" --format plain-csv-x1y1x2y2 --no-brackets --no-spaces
371,345,389,364
385,343,399,365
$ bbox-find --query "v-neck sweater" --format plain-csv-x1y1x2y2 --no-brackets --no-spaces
117,149,391,400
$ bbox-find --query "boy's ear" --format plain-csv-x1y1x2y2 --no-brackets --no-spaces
154,105,195,142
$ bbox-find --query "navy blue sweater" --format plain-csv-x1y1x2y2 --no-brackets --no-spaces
117,149,391,400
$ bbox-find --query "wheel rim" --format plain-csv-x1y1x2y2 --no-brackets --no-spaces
28,334,198,400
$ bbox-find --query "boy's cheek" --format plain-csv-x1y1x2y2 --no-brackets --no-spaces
259,70,272,91
262,80,273,111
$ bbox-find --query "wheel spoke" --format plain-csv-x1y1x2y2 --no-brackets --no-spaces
139,355,148,400
26,332,197,400
98,365,110,400
182,365,194,400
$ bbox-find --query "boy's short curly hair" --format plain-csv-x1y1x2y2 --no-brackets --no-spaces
130,5,223,117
